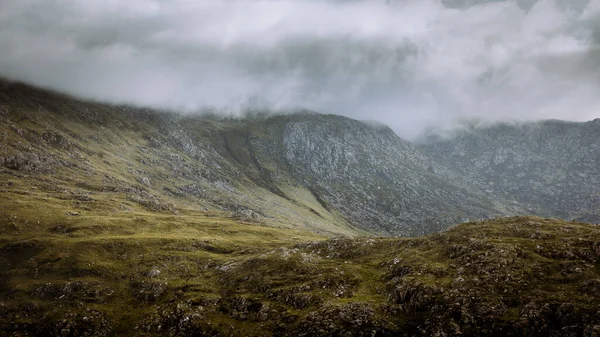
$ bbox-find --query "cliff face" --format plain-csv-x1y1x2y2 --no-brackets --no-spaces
278,115,507,235
418,120,600,224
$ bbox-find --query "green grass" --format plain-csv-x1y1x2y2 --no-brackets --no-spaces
2,180,600,335
2,81,600,335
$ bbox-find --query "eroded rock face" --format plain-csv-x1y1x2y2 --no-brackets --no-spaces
2,153,58,173
418,120,600,224
279,115,509,235
0,84,509,236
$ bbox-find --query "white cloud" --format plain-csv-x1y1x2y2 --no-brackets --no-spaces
0,0,598,138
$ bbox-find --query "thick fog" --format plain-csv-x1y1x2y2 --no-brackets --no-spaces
0,0,599,138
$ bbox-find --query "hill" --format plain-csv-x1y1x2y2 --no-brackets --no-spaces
2,80,600,336
1,209,600,335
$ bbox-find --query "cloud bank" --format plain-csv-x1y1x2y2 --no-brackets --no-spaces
0,0,599,138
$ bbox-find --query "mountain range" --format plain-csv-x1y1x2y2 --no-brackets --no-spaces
2,80,600,335
1,80,599,237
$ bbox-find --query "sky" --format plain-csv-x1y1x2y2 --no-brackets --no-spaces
0,0,599,138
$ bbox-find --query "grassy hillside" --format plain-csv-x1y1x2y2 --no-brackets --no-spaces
1,81,600,336
0,80,521,237
2,186,600,336
0,80,361,237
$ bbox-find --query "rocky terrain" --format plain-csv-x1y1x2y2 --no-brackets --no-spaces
0,80,521,237
2,81,599,236
1,208,600,336
418,120,600,224
2,80,600,336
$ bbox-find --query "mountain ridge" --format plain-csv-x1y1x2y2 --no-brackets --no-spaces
1,79,599,236
2,80,600,336
417,118,600,224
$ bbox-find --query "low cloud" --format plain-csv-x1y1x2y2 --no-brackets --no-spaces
0,0,599,138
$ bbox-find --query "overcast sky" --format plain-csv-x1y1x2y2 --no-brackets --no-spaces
0,0,599,138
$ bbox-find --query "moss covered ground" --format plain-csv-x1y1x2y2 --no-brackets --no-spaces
2,177,600,336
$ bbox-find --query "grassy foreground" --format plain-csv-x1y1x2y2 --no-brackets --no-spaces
1,175,600,336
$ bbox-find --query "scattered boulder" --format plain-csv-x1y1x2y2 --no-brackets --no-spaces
140,177,151,186
228,209,261,223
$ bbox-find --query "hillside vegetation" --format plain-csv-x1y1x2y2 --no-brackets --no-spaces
1,195,600,336
0,80,518,237
2,81,600,335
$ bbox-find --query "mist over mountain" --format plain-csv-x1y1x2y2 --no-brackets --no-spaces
2,1,600,335
1,0,599,138
2,81,600,335
418,119,600,223
0,81,598,235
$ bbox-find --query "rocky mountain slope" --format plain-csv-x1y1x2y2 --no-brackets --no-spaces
1,80,599,236
418,120,600,224
0,80,519,236
2,81,600,336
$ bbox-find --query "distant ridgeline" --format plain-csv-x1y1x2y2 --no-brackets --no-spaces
1,79,599,236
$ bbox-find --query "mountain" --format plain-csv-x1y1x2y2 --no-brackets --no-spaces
2,81,600,336
0,80,520,237
418,120,600,224
2,80,600,236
